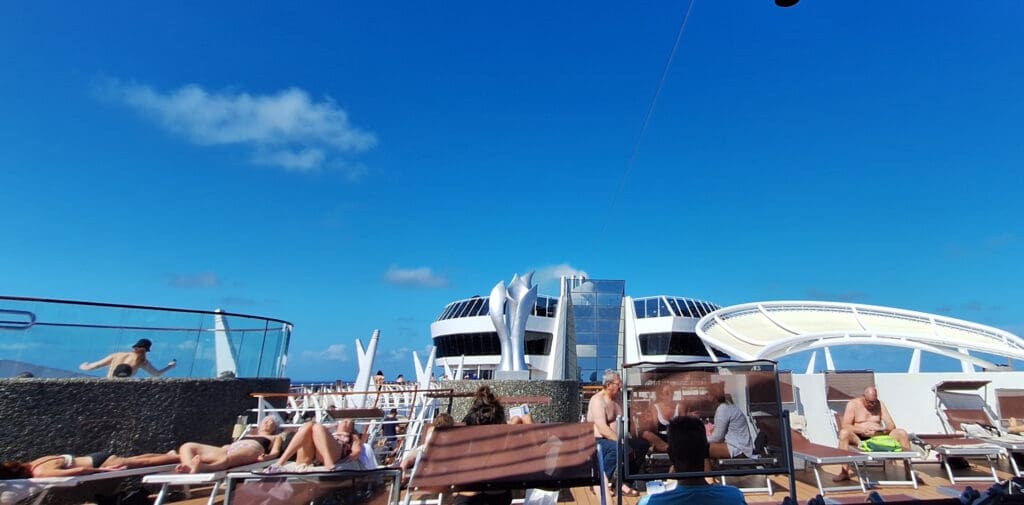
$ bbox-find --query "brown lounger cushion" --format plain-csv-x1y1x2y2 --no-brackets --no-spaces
944,409,995,431
411,422,599,492
996,389,1024,420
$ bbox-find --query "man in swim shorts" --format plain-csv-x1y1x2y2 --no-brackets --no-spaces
834,386,909,481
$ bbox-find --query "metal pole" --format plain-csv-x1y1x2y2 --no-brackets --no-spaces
782,409,797,503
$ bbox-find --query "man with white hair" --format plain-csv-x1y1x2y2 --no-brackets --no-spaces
586,369,647,497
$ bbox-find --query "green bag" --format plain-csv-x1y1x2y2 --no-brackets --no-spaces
859,434,902,452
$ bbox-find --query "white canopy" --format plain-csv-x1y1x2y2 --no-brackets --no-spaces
696,301,1024,370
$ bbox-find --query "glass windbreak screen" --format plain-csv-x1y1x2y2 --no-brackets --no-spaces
621,360,790,482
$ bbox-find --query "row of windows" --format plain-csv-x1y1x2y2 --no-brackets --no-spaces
436,296,559,321
436,294,717,322
434,331,553,357
634,296,720,319
638,332,730,358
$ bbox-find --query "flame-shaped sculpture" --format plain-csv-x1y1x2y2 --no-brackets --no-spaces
488,272,538,372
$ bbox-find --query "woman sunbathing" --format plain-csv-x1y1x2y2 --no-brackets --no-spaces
271,419,363,470
176,416,283,473
1,451,179,479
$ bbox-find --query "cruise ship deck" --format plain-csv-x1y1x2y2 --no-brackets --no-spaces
161,459,1021,505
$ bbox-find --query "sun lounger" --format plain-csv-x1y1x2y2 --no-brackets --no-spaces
788,430,871,495
914,434,1003,484
143,461,272,505
222,467,402,505
996,389,1024,424
410,422,599,492
3,464,177,505
920,381,1015,483
823,373,924,489
716,455,778,495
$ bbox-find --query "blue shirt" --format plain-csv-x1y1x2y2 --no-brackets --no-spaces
638,485,747,505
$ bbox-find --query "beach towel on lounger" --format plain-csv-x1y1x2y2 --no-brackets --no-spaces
859,435,903,452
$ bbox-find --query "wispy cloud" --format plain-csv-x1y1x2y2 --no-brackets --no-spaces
934,301,1001,315
221,296,259,306
384,266,449,288
944,232,1019,258
167,271,221,289
805,288,868,302
387,346,414,362
102,80,376,173
0,343,34,351
301,344,350,362
531,263,589,292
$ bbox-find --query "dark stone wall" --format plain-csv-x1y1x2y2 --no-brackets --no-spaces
0,378,290,461
444,379,580,424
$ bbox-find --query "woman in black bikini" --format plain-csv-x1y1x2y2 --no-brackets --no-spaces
1,450,179,478
270,418,363,470
176,416,283,473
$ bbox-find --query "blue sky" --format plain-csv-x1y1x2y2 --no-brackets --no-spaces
2,1,1022,380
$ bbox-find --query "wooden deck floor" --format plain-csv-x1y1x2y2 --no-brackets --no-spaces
163,458,1019,505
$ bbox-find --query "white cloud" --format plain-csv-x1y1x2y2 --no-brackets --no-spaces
384,266,449,288
0,343,34,351
168,271,221,289
532,263,589,291
103,81,376,172
302,344,350,362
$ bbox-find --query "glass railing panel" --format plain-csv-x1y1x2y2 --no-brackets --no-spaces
0,296,291,378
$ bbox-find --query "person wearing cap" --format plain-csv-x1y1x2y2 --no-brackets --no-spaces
79,338,177,378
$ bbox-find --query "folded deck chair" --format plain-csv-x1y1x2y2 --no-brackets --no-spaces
143,461,272,505
4,464,177,505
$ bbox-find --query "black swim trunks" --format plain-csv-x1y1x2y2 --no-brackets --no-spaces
112,364,133,377
85,451,112,468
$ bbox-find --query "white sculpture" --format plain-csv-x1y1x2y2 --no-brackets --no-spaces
489,272,538,372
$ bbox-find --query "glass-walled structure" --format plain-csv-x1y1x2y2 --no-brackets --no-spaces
565,278,625,384
430,274,723,382
0,296,292,378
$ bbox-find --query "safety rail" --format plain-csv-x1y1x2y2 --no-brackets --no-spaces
0,295,291,378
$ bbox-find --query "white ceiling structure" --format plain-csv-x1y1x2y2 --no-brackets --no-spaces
696,301,1024,372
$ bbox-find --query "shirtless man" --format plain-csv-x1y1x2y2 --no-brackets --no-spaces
79,338,176,378
834,385,910,481
586,369,645,498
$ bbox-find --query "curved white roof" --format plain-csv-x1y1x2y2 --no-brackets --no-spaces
696,301,1024,369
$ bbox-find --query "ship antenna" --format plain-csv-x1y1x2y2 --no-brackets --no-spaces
601,0,696,234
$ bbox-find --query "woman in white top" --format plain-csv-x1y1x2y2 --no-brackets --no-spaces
641,383,680,453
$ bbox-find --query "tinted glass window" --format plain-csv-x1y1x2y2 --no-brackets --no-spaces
638,332,731,358
435,332,503,357
666,298,681,317
525,331,552,355
657,298,671,317
684,299,699,318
